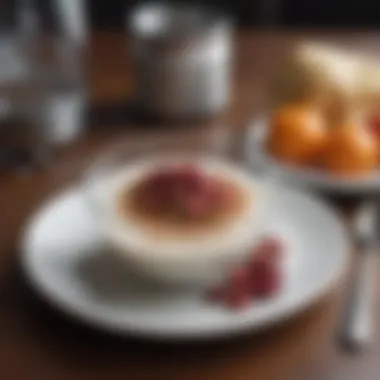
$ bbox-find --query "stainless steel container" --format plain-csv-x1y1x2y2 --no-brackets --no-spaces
128,3,233,120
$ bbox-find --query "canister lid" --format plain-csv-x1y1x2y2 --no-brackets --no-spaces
128,2,232,50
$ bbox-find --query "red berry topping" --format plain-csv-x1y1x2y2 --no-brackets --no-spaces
136,164,233,219
206,286,226,302
250,258,282,298
225,267,252,310
368,114,380,137
205,236,286,310
226,289,251,309
251,235,285,263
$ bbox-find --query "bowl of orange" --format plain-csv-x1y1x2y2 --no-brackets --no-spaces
246,102,380,194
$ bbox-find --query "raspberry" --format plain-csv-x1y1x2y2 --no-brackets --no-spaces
185,194,210,218
225,267,252,310
138,164,236,220
206,286,226,302
251,235,285,263
368,115,380,137
226,289,251,309
250,258,282,298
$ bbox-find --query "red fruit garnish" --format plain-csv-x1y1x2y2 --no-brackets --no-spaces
226,289,251,309
368,115,380,137
137,163,235,220
140,190,164,212
205,236,286,310
250,258,282,298
177,165,205,191
251,235,285,263
139,170,173,207
206,178,233,207
225,267,252,310
206,286,226,302
184,193,210,218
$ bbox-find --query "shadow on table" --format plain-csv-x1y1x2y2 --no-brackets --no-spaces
87,100,223,131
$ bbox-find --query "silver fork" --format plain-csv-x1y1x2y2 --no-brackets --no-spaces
339,202,379,351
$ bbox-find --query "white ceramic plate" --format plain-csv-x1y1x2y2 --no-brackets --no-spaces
21,185,349,340
246,118,380,194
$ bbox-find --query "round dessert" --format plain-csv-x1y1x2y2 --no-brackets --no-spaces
95,155,267,286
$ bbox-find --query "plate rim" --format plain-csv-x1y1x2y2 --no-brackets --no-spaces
20,185,351,340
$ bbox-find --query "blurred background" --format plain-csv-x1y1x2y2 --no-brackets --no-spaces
90,0,380,28
18,0,380,30
1,0,379,172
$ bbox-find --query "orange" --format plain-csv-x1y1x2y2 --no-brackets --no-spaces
267,103,327,166
322,124,378,177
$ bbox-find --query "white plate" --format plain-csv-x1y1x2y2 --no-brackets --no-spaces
21,185,349,340
246,118,380,194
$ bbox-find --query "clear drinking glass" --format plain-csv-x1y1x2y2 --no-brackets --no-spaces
0,0,86,172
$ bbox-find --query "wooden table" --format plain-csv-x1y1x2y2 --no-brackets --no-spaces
1,30,380,380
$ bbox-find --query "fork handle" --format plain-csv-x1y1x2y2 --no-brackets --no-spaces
340,248,377,351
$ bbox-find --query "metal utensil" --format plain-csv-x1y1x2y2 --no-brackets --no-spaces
339,202,379,351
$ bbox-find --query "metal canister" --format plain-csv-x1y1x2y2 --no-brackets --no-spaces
128,2,233,121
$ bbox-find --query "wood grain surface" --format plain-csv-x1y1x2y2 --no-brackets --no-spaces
1,30,380,380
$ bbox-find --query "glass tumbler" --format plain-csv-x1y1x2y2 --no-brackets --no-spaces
0,0,86,172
